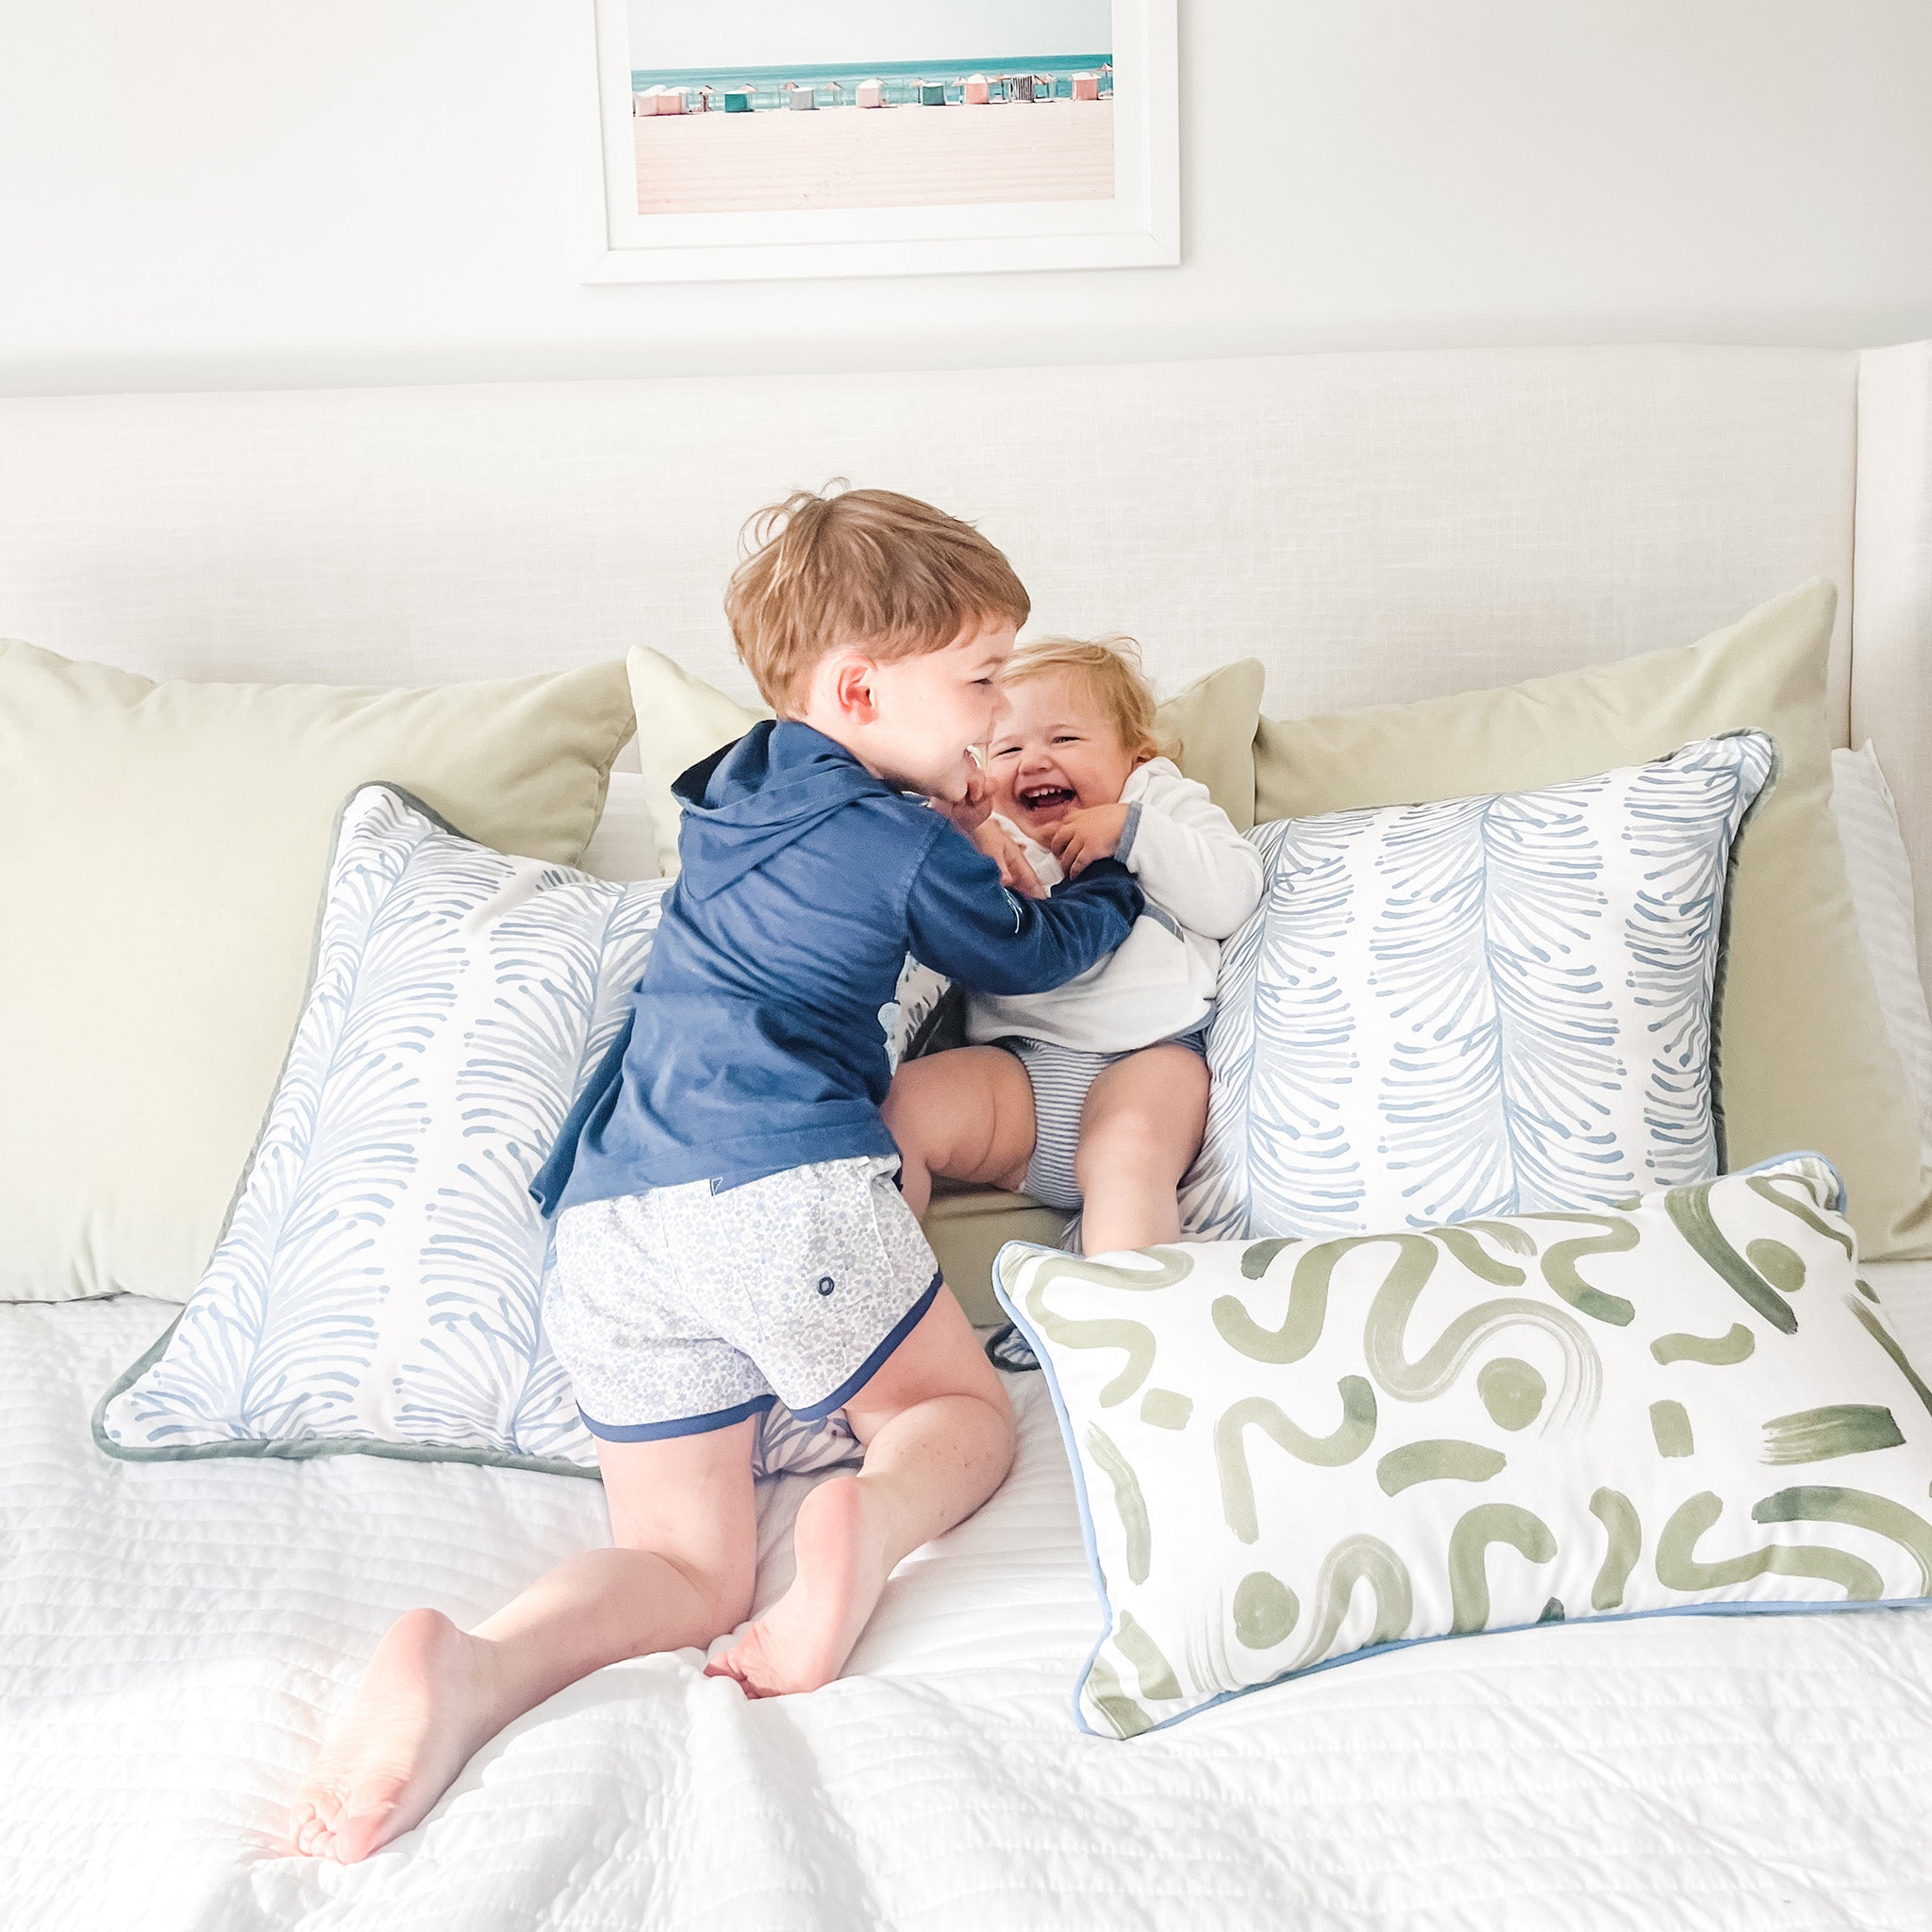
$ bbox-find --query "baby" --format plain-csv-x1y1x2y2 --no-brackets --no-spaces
886,637,1264,1257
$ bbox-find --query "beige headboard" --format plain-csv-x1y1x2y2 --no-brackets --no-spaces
3,340,1926,958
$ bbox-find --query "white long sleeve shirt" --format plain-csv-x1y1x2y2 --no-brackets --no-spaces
965,758,1264,1054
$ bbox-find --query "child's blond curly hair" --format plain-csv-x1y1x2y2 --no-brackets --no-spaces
995,635,1174,763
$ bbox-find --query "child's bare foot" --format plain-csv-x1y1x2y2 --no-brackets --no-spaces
704,1474,888,1697
288,1607,500,1863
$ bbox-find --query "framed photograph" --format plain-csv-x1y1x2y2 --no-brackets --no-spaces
583,1,1178,284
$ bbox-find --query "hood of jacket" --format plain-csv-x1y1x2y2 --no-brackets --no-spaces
671,719,893,897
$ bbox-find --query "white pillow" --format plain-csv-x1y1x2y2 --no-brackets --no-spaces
1182,732,1775,1241
998,1154,1932,1739
1832,743,1932,1163
95,784,857,1483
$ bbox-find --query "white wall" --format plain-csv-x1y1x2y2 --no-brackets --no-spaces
3,1,1929,398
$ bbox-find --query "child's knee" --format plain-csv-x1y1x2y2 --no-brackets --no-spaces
979,1370,1018,1441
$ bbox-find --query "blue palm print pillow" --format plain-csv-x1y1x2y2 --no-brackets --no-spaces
1181,732,1777,1241
96,784,856,1483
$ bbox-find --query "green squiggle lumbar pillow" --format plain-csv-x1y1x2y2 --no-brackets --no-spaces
994,1155,1932,1740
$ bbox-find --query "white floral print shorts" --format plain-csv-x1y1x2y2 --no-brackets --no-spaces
546,1154,941,1441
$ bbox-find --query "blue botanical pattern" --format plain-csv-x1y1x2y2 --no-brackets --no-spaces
1183,735,1774,1241
1372,774,1621,1219
101,785,858,1482
1184,812,1373,1240
1620,732,1776,1183
398,872,666,1454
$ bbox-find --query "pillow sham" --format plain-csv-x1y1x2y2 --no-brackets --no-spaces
1183,732,1775,1241
0,641,637,1304
997,1154,1932,1740
1251,582,1932,1259
93,784,856,1484
625,647,1267,876
1832,743,1932,1162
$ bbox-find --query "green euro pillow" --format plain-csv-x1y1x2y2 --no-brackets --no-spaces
996,1155,1932,1740
0,641,636,1301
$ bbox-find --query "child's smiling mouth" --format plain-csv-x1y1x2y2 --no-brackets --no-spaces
1016,782,1078,822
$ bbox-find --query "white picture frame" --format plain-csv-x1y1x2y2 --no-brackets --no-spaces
581,0,1178,285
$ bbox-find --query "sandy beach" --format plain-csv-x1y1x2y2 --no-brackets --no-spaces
634,100,1113,215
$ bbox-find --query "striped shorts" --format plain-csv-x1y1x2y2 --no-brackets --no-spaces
998,1028,1209,1212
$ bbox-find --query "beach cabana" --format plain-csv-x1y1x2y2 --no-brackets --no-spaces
658,86,687,114
633,86,662,116
963,74,991,105
918,80,947,107
722,88,754,113
856,77,886,108
784,82,816,111
1071,72,1100,101
1007,74,1038,102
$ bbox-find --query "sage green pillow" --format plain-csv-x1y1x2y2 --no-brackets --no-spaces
0,641,636,1302
1253,582,1932,1260
996,1155,1932,1740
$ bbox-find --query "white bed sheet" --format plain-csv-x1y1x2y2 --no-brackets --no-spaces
8,1279,1932,1932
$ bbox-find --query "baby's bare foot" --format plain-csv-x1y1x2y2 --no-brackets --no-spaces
705,1474,887,1698
288,1607,498,1863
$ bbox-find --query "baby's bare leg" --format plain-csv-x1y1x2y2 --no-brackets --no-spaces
706,1288,1015,1698
289,1417,758,1864
882,1044,1036,1216
1074,1043,1211,1254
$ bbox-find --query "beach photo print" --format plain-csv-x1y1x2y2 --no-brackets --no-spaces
583,1,1178,282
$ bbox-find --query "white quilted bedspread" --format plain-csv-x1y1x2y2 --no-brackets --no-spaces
10,1286,1932,1932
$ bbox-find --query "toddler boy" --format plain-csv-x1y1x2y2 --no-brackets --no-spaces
289,489,1142,1864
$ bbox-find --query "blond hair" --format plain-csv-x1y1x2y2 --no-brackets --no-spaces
997,635,1171,761
724,486,1030,714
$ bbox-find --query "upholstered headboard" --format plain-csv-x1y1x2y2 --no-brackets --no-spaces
3,341,1928,964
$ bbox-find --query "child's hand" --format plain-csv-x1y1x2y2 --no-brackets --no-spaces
1043,803,1130,878
931,761,993,835
973,819,1046,898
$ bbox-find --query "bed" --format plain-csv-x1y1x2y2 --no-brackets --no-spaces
5,341,1932,1929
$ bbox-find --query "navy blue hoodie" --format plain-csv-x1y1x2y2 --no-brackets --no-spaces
531,720,1144,1217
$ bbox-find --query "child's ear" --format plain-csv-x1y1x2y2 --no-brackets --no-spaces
832,655,880,724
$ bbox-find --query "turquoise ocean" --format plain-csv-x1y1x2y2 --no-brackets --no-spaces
631,54,1112,109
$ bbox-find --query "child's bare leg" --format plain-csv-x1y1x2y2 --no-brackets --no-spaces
706,1288,1014,1697
289,1417,758,1864
882,1044,1036,1217
1074,1044,1210,1253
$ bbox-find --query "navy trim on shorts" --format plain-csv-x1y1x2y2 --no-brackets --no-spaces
576,1392,777,1442
790,1271,942,1422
